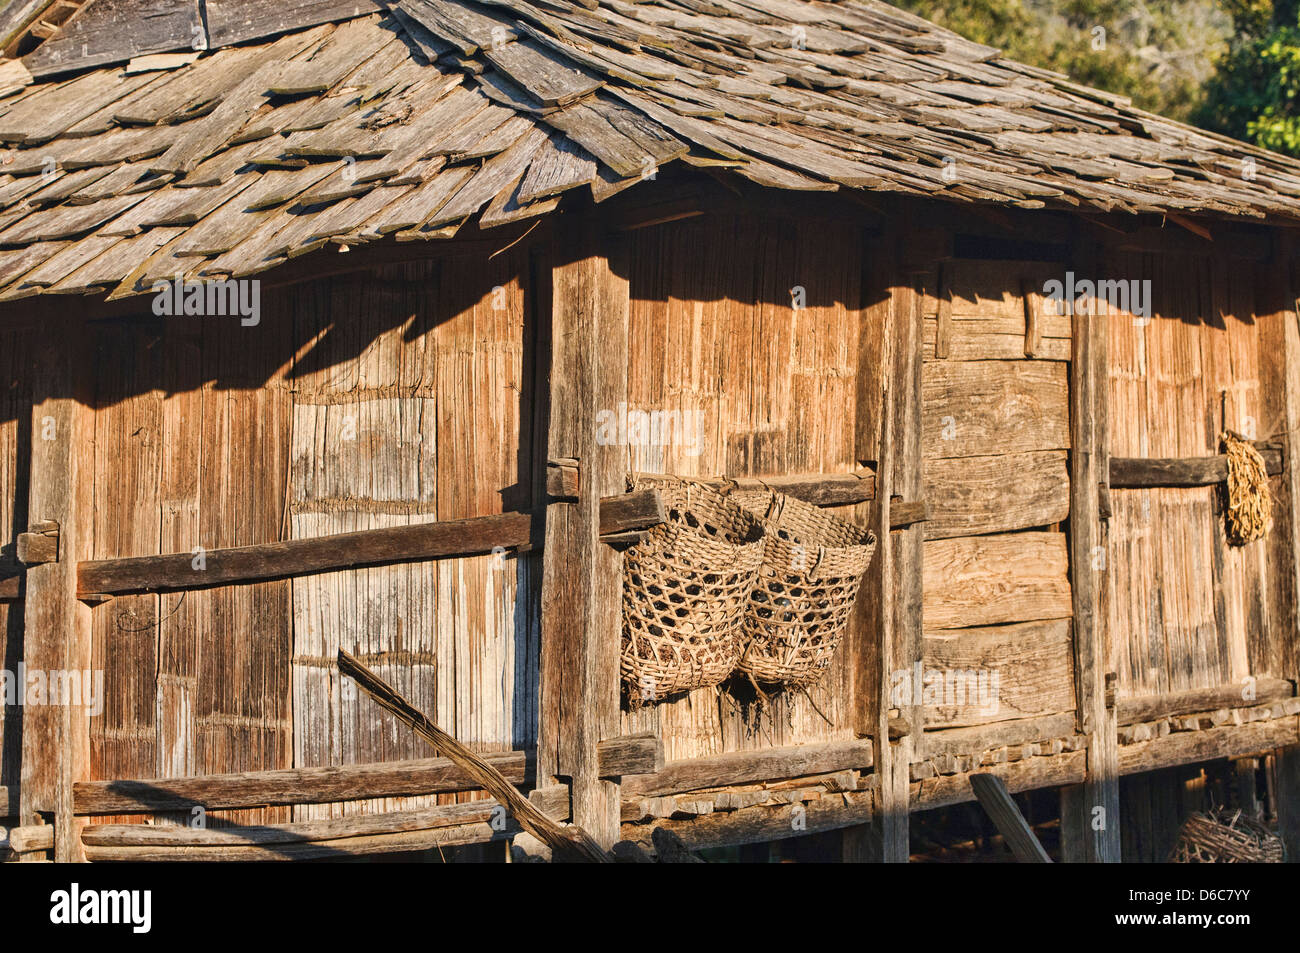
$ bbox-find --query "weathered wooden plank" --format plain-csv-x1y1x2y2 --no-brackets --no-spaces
1117,678,1294,726
922,360,1069,459
78,485,668,596
1110,448,1282,487
625,792,873,852
911,749,1088,811
1066,271,1121,863
923,449,1069,539
84,818,511,861
885,260,925,860
922,532,1072,629
632,470,876,506
18,314,93,861
536,219,628,849
204,0,386,49
83,787,571,847
7,823,53,854
78,511,537,596
922,619,1075,728
621,740,874,799
969,772,1052,862
23,0,202,78
920,712,1077,760
1118,718,1300,775
933,261,951,359
74,734,652,815
482,37,602,108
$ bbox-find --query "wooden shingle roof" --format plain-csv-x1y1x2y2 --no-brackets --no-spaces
0,0,1298,301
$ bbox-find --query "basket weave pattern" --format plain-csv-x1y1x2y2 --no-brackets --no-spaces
1170,809,1284,863
728,490,876,688
621,480,765,702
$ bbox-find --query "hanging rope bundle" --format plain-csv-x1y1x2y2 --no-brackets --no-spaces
1221,431,1272,546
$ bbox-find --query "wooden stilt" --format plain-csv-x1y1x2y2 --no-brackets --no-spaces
536,217,629,850
1274,746,1300,861
1062,241,1121,862
17,314,93,861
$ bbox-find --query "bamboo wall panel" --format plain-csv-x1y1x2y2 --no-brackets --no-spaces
79,252,537,834
0,326,28,800
287,255,537,822
620,215,863,761
89,323,161,821
1106,252,1268,696
83,310,294,829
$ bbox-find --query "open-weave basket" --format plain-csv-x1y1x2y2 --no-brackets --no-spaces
621,479,765,703
1170,809,1284,863
727,490,876,688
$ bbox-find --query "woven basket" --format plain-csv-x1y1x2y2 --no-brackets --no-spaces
728,490,876,689
1170,809,1284,863
621,479,766,703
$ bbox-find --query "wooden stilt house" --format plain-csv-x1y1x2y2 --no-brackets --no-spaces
0,0,1298,862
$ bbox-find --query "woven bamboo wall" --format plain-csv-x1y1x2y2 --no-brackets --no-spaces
78,249,538,827
919,259,1076,729
618,214,865,761
1106,252,1271,697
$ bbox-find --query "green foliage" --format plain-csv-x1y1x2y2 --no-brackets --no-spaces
1198,3,1300,155
892,1,1232,124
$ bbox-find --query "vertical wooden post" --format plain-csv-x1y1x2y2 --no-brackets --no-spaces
1258,234,1300,861
1062,250,1121,862
536,217,628,849
844,238,922,862
844,237,894,861
18,315,93,861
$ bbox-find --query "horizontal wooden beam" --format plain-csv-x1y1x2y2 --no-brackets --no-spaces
82,788,571,854
911,749,1088,811
890,499,930,529
6,822,53,854
74,734,658,815
0,572,19,600
621,739,874,799
1118,717,1300,775
84,816,511,862
76,490,664,597
919,712,1078,760
1117,678,1294,726
633,470,877,507
597,490,665,536
623,791,873,852
1110,446,1283,488
78,511,538,597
